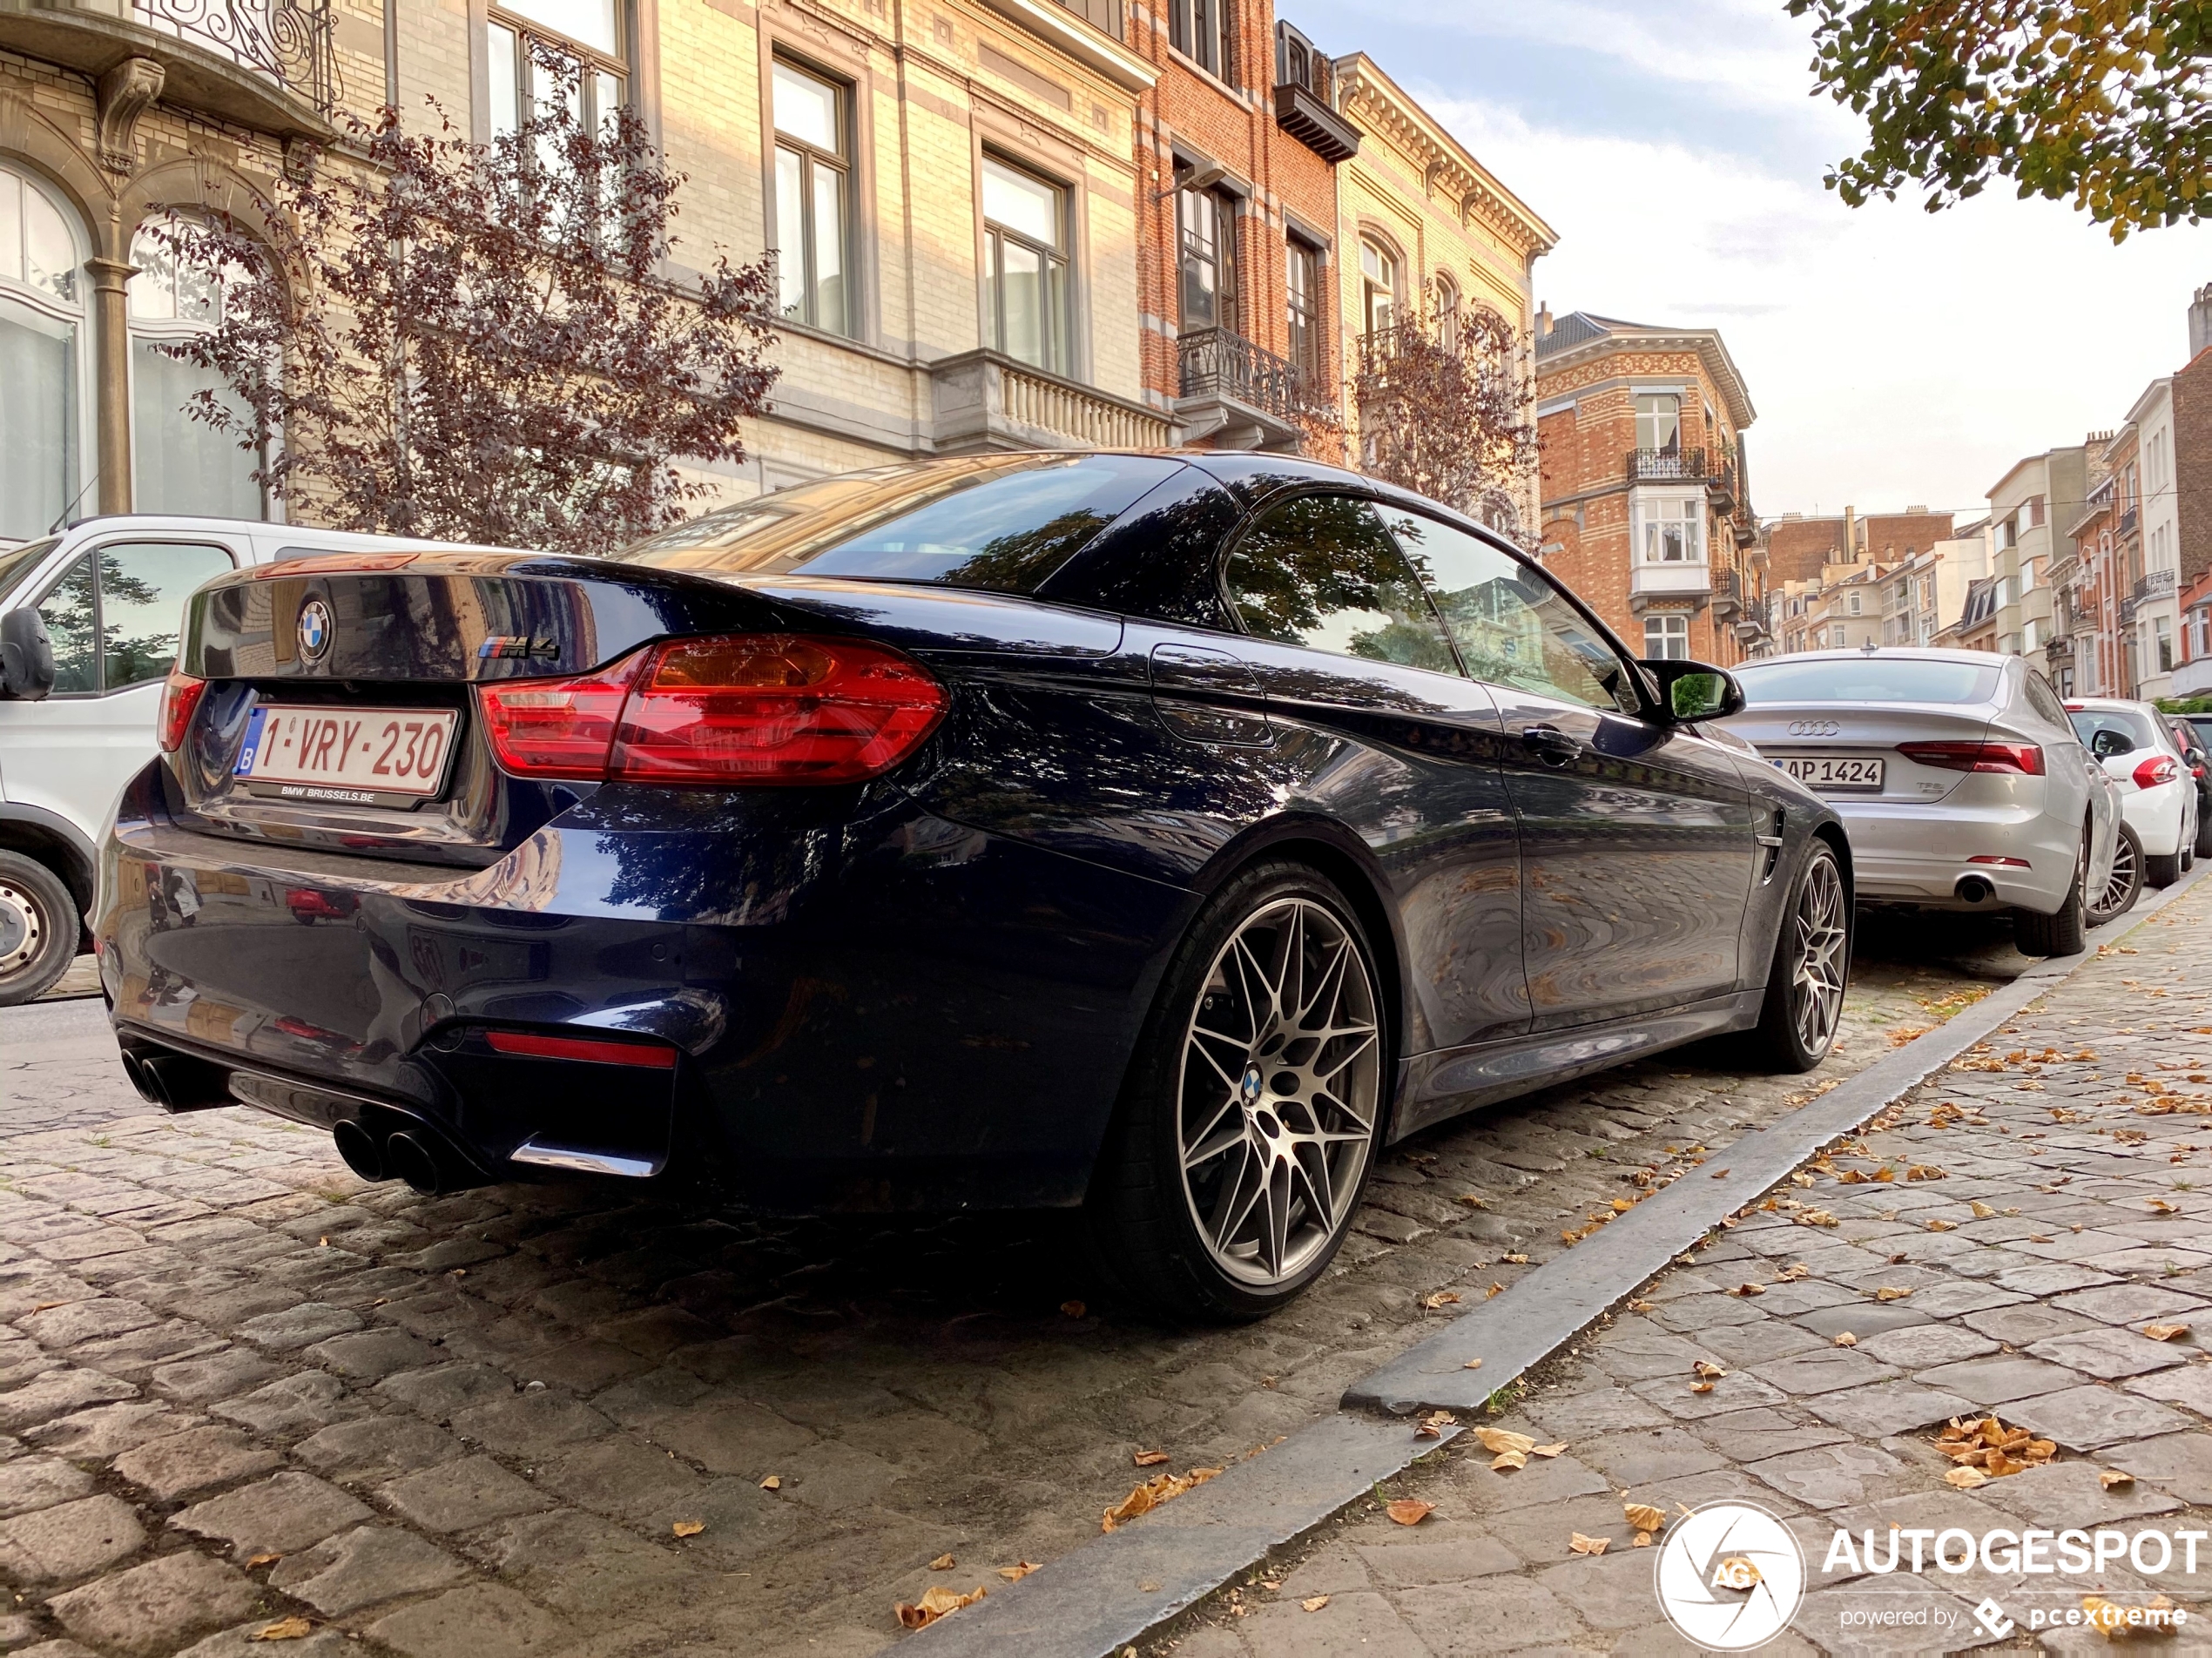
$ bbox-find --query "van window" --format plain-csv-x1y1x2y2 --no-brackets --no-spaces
33,540,235,695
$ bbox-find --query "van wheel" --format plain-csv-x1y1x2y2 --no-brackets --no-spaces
1085,862,1386,1323
0,853,78,1008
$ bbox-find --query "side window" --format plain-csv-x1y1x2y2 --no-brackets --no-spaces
1225,494,1458,674
1386,510,1639,714
35,554,97,695
2023,671,2071,732
35,542,233,695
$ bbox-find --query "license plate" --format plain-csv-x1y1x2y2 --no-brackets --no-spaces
234,704,458,806
1775,754,1885,792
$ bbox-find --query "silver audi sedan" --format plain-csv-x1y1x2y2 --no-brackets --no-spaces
1720,648,2118,955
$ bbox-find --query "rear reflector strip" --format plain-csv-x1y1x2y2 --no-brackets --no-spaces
1966,855,2032,868
483,1030,678,1068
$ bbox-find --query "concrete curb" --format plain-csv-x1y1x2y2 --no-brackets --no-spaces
901,868,2204,1656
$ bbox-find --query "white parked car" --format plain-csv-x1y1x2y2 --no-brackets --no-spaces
2067,698,2199,889
0,516,496,1005
1722,648,2117,958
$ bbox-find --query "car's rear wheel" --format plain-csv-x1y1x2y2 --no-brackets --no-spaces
0,853,78,1009
2015,824,2090,958
1086,863,1386,1323
1733,842,1849,1074
2090,820,2142,924
2147,842,2184,887
2194,805,2212,859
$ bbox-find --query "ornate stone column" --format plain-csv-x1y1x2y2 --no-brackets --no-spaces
84,256,136,516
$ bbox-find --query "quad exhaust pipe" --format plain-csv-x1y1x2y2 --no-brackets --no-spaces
121,1051,233,1112
331,1117,486,1196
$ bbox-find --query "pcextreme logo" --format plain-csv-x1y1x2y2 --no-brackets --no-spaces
1654,1501,1806,1650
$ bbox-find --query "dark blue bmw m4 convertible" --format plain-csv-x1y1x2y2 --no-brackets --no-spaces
98,452,1851,1319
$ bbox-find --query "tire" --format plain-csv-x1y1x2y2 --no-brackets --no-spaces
2147,848,2184,888
0,851,79,1008
2015,825,2088,959
1085,861,1388,1323
2089,821,2143,924
2194,802,2212,859
1732,840,1850,1074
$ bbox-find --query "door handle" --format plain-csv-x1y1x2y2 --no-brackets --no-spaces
1522,724,1581,767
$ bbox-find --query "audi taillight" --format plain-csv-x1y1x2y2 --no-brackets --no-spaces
158,669,206,753
1896,740,2044,775
476,635,946,786
2134,754,2180,789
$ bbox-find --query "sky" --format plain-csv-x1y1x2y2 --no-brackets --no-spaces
1289,0,2212,526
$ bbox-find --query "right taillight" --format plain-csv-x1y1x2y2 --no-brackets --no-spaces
1897,740,2044,775
2134,754,2180,789
475,634,946,786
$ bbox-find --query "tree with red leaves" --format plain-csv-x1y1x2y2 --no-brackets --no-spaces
158,62,779,555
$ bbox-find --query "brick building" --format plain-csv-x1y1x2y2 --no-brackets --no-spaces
1531,312,1761,665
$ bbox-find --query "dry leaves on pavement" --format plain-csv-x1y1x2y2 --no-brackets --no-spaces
249,1622,314,1644
1420,1290,1462,1311
244,1552,281,1569
671,1520,705,1538
1386,1500,1434,1526
2148,1198,2181,1216
1302,1594,1331,1613
1414,1410,1457,1439
1624,1502,1667,1533
1933,1416,2057,1478
1690,1381,1715,1394
1531,1443,1567,1458
759,1474,781,1490
2100,1470,2136,1491
1474,1425,1534,1471
1102,1466,1222,1531
928,1554,955,1570
1970,1201,1997,1218
896,1585,988,1629
1568,1533,1609,1556
1946,1466,1988,1489
1133,1449,1170,1466
1692,1360,1726,1378
1833,1332,1858,1347
1925,1219,1958,1232
1874,1287,1914,1302
998,1561,1042,1581
2144,1323,2190,1342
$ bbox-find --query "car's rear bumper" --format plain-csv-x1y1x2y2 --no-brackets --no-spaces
1825,797,2075,912
2122,780,2188,857
96,764,1192,1210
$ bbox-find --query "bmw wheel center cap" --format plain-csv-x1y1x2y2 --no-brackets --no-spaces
297,599,333,661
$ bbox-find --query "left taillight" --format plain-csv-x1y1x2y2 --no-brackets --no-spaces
476,634,946,787
2134,754,2180,789
1897,740,2044,775
158,669,206,753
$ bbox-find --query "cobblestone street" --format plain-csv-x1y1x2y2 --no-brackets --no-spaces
1163,886,2212,1657
0,926,2021,1656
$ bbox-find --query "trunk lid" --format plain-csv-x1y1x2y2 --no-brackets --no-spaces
1721,700,2002,805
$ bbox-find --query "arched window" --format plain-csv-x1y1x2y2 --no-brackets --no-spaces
0,164,90,541
1359,237,1396,335
1433,272,1460,352
128,216,262,518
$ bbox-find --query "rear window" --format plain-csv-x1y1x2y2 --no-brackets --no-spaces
2069,707,2164,752
1736,657,2002,706
614,455,1185,595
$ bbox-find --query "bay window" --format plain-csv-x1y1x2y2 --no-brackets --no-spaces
1640,495,1702,563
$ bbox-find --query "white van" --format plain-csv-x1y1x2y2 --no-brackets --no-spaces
0,516,496,1004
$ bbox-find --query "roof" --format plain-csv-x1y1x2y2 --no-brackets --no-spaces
1533,312,1756,428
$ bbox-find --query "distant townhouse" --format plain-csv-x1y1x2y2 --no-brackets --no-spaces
1531,312,1762,664
2175,566,2212,698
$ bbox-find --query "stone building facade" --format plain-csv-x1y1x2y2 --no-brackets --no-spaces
1531,310,1760,666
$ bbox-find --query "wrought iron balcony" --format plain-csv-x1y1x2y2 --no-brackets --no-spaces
141,0,336,111
2120,506,2139,536
1707,460,1737,513
1176,327,1327,448
1710,566,1742,615
1626,447,1710,483
2134,568,2177,603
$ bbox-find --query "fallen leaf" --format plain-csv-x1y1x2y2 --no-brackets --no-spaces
1060,1299,1087,1318
1420,1290,1462,1311
1485,1282,1505,1298
1474,1426,1536,1456
1710,1168,1730,1178
1302,1594,1331,1613
671,1520,705,1538
1414,1410,1457,1439
1133,1450,1170,1467
1905,1164,1946,1181
895,1585,987,1629
1462,1358,1484,1370
1689,1381,1715,1394
1627,1298,1654,1311
1874,1287,1913,1302
2143,1324,2190,1342
1531,1443,1568,1458
928,1553,955,1570
1945,1466,1988,1489
1925,1219,1957,1232
250,1621,314,1642
2100,1470,2135,1490
1503,1253,1529,1264
1634,1531,1654,1547
1728,1283,1765,1297
1834,1332,1858,1347
1692,1360,1727,1378
998,1560,1041,1580
1624,1502,1667,1533
1491,1449,1528,1470
759,1474,781,1491
1386,1499,1434,1527
1797,1210,1839,1228
1971,1201,1996,1218
244,1553,281,1569
1457,1193,1487,1208
1102,1466,1221,1531
2148,1198,2180,1216
1568,1532,1609,1556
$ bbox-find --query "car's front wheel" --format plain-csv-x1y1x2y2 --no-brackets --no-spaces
1087,863,1386,1323
1734,841,1850,1073
0,852,78,1008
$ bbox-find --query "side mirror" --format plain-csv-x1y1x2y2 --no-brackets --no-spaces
0,610,54,702
1640,657,1745,724
2091,728,2132,759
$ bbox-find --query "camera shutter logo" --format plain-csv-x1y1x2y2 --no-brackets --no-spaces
1654,1501,1805,1651
296,600,334,663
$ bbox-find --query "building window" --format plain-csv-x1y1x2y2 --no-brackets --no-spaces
1167,0,1232,81
770,58,852,335
1640,496,1701,563
1177,182,1234,334
1433,271,1460,352
1285,235,1320,379
488,0,627,150
2156,614,2175,672
1831,625,1845,647
1635,393,1680,455
1643,614,1689,660
127,219,261,519
0,164,87,541
1847,592,1861,616
981,156,1069,374
1359,238,1395,334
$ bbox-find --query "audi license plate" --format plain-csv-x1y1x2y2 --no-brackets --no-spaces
1776,755,1885,792
234,704,458,806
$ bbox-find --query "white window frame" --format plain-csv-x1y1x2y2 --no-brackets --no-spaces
125,214,266,521
1632,490,1703,564
0,164,95,541
1642,613,1689,660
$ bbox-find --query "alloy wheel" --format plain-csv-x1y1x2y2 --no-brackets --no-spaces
2093,829,2137,920
1790,856,1848,1055
1177,897,1380,1288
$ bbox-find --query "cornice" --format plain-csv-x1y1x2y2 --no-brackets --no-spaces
1535,329,1756,428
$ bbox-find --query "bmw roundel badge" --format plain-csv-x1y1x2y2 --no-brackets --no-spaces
297,599,333,662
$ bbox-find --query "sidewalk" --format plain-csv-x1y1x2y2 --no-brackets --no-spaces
1163,886,2212,1656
